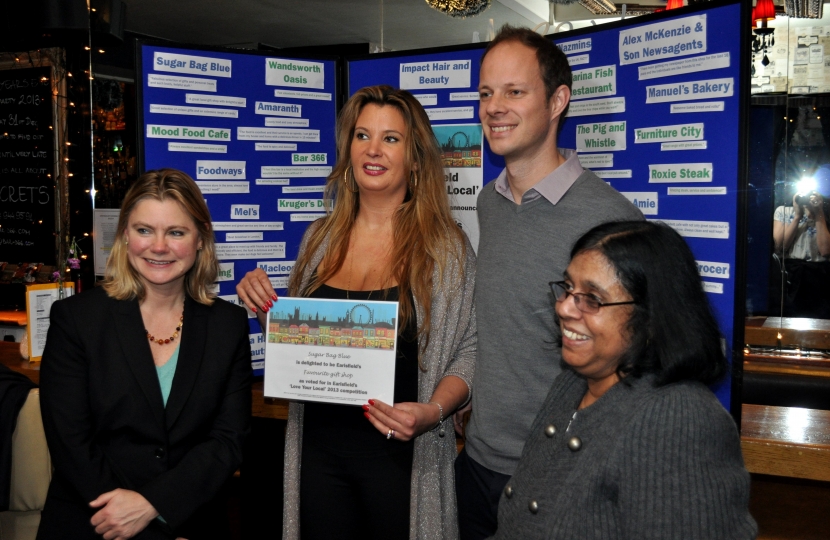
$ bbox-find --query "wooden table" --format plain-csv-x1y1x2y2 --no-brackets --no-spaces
745,317,830,350
741,404,830,482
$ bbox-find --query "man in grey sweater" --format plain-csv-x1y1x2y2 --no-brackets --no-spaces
454,26,644,540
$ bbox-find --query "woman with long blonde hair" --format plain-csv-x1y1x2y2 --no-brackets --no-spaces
237,85,476,539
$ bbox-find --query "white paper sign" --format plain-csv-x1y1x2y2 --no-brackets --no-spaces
256,143,297,151
425,107,474,121
147,124,232,141
696,260,730,279
168,142,227,153
567,97,625,117
578,153,613,168
266,58,325,89
262,166,331,178
558,38,592,55
646,78,734,103
659,219,729,239
227,233,263,241
571,65,617,100
702,281,724,294
93,209,120,276
671,102,725,113
212,221,284,231
567,54,590,66
620,192,659,215
264,297,399,405
153,52,232,77
649,163,712,182
667,186,725,195
278,199,329,211
238,127,320,142
149,104,238,118
290,213,326,222
216,242,286,260
594,169,632,178
185,94,246,107
661,141,708,151
265,118,309,127
576,121,626,152
619,14,707,65
255,101,302,117
400,60,472,90
258,260,296,275
195,181,249,194
274,89,331,100
414,94,438,106
148,74,217,92
217,262,235,281
635,123,703,143
196,160,246,179
638,52,730,80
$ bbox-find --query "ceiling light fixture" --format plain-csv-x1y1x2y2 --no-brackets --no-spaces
578,0,617,15
425,0,491,18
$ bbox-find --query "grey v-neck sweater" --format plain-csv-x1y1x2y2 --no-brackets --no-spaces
465,169,644,475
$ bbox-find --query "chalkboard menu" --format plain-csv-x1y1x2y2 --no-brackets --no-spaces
0,67,56,264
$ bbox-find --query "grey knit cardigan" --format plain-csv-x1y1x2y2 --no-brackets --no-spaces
491,369,757,539
282,223,477,540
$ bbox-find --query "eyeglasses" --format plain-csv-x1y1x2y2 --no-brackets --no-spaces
549,281,636,315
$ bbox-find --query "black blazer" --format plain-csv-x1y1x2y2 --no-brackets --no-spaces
37,287,251,539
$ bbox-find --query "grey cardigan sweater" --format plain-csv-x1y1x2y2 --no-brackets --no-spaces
282,222,477,540
492,369,757,539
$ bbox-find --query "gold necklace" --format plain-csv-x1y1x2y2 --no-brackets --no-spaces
147,313,184,345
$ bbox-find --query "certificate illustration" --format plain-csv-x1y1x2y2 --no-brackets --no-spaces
263,296,399,405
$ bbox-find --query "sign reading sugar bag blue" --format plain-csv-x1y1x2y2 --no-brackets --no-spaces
347,0,745,410
140,44,337,374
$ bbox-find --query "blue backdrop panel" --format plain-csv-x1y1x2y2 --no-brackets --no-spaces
139,44,337,374
347,0,744,409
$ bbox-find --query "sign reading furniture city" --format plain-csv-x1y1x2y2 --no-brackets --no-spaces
140,44,337,374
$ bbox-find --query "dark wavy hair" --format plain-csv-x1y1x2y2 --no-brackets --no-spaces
569,220,727,386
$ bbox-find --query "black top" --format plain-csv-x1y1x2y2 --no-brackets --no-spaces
303,283,419,450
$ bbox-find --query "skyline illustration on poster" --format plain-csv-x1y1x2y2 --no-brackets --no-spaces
266,297,399,350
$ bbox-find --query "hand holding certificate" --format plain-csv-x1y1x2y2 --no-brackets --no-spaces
263,296,400,405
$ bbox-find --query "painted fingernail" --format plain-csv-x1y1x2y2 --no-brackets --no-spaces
262,305,269,312
368,399,375,406
272,294,278,301
362,404,369,411
268,300,273,308
251,306,257,313
363,412,370,420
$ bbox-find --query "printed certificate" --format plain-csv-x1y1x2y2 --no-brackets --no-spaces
263,296,399,405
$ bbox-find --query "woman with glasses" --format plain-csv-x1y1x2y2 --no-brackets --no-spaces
489,220,756,539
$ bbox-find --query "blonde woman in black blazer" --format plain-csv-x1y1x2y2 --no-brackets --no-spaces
38,169,251,540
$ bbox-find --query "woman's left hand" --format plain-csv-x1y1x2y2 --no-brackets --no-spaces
89,488,159,540
363,399,440,442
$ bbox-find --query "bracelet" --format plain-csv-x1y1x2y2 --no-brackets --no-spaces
429,401,445,437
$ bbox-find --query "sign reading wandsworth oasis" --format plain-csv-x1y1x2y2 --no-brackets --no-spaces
139,44,337,374
347,0,745,410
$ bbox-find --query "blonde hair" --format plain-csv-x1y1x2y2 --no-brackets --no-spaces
102,168,219,304
289,85,465,355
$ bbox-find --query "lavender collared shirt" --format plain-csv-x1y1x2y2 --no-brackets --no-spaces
493,148,584,205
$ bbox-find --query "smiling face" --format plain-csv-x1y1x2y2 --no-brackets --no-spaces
349,103,410,200
124,198,202,295
556,250,634,386
478,41,562,163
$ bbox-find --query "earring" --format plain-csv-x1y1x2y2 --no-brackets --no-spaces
410,170,418,189
343,166,358,193
124,239,129,245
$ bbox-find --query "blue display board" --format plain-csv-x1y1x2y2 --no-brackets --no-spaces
138,44,338,373
347,0,746,409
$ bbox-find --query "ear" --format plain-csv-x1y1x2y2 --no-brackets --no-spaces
549,84,571,124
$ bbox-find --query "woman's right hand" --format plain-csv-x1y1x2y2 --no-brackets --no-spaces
236,268,277,314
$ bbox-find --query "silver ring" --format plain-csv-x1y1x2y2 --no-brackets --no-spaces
387,429,394,440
